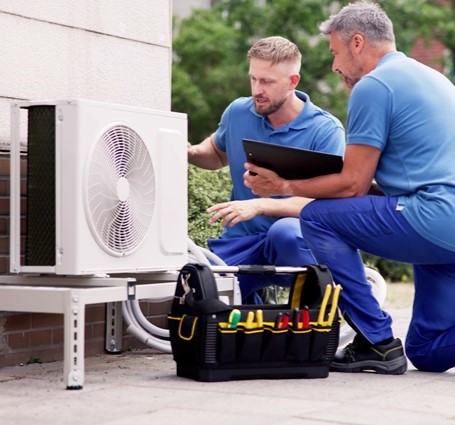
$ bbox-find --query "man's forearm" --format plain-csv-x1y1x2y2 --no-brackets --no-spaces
259,197,313,218
188,135,227,170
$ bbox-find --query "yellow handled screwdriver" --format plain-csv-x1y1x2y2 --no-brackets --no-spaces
326,284,342,326
245,311,255,329
317,284,332,326
256,309,263,328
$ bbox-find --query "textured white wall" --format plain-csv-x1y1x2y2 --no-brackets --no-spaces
0,0,173,146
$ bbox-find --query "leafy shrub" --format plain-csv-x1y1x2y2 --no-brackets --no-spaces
188,164,232,247
361,252,413,283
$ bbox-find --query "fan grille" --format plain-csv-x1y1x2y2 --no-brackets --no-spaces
86,125,156,256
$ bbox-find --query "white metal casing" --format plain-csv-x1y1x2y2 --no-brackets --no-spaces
10,99,188,275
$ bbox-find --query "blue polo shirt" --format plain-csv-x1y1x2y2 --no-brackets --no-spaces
214,90,345,239
347,52,455,251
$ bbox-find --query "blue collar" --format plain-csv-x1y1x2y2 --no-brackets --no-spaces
376,51,406,68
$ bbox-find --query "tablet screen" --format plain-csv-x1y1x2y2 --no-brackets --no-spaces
243,139,343,180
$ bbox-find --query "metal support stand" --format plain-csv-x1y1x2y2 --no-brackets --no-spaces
0,273,239,389
105,302,123,354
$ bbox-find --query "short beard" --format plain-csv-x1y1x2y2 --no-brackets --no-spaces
341,51,362,89
343,76,360,89
254,97,287,116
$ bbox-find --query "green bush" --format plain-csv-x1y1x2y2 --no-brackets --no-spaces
361,252,413,283
188,164,232,247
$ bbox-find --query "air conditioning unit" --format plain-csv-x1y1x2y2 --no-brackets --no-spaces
10,99,188,275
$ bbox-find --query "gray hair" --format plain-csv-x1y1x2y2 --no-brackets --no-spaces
319,1,395,46
247,36,302,72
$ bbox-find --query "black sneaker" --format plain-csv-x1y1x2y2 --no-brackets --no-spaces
330,335,408,375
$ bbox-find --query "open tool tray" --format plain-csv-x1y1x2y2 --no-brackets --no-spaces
168,263,341,382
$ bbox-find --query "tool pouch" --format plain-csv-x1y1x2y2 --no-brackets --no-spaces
168,263,340,382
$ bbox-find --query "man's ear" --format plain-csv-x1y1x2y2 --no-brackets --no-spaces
290,73,300,89
352,33,365,52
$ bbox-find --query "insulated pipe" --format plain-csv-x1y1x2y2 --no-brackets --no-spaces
188,238,210,264
122,302,172,353
122,239,224,353
130,299,170,338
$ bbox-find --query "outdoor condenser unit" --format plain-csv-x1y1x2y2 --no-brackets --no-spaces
9,99,188,275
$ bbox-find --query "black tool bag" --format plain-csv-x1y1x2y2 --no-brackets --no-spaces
167,263,341,382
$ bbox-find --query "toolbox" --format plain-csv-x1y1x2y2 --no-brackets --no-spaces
168,263,341,382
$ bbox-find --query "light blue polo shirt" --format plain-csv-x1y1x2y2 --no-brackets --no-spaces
214,90,345,239
347,52,455,251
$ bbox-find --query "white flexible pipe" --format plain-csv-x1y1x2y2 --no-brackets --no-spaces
131,299,170,338
122,302,172,353
124,297,142,329
188,238,211,264
122,238,220,353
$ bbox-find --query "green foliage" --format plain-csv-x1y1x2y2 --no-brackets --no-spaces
27,356,42,364
188,165,232,247
172,0,349,142
173,0,455,139
172,8,250,143
361,252,413,283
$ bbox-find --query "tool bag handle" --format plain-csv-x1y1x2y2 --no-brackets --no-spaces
210,265,310,275
173,263,231,315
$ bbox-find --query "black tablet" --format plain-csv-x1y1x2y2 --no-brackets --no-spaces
243,139,343,180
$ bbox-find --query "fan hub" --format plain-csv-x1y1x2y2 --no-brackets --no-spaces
116,177,130,202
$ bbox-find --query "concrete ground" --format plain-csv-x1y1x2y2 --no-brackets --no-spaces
1,283,454,425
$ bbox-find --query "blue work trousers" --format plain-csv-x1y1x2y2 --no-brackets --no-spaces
208,217,316,303
300,195,455,372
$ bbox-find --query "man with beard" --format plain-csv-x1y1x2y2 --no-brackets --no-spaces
188,36,345,303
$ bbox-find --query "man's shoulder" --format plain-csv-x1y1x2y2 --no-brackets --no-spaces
228,96,253,111
310,105,344,130
296,90,343,129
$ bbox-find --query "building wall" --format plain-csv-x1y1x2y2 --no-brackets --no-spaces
0,0,173,147
0,1,175,367
412,38,447,73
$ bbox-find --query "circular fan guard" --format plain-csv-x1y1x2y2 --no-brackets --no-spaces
86,125,156,256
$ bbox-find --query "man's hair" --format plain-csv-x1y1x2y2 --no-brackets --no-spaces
319,1,395,46
247,36,302,73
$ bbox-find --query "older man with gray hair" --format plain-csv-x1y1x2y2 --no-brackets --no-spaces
245,1,455,374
